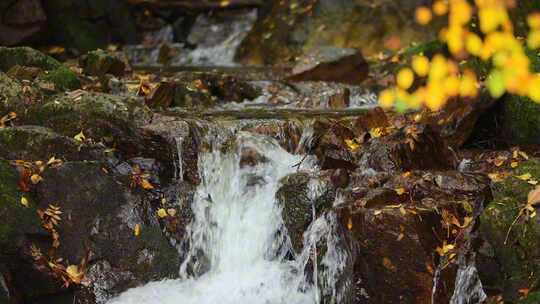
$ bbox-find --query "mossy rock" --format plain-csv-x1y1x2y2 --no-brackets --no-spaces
40,66,81,91
0,126,103,161
80,49,127,77
0,47,61,72
0,159,43,258
25,92,152,148
0,72,24,114
480,159,540,301
502,95,540,145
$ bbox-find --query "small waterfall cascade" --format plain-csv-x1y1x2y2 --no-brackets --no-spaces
108,128,350,304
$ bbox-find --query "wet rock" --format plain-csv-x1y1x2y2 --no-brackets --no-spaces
28,161,181,302
276,172,334,253
352,106,389,134
337,170,491,304
142,114,200,185
0,159,62,301
329,168,350,189
80,49,129,77
311,119,356,170
242,120,303,153
287,47,368,85
239,147,267,167
327,88,350,109
479,159,540,302
147,73,261,109
357,124,454,172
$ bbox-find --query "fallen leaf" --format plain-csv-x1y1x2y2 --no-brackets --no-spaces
347,217,353,230
395,187,407,195
74,131,86,142
528,185,540,206
134,224,141,236
511,161,519,168
20,196,29,207
66,265,84,284
517,173,533,181
139,179,154,190
31,174,42,184
382,257,397,272
519,151,529,160
494,156,507,167
157,208,167,218
344,139,360,151
518,288,530,298
529,179,538,185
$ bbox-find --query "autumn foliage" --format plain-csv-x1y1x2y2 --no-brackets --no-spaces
380,0,540,111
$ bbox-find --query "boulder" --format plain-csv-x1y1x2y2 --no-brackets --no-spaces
80,49,129,77
479,159,540,302
287,47,368,85
501,95,540,145
336,170,491,303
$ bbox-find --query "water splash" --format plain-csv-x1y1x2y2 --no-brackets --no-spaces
108,131,321,304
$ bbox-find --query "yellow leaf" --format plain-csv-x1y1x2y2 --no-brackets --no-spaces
344,139,360,151
529,180,539,185
511,161,519,168
519,151,530,160
378,89,395,108
493,156,506,167
66,265,83,284
157,208,167,218
395,188,407,195
347,217,353,230
517,173,532,181
21,196,29,207
74,131,86,142
134,224,141,236
373,210,382,216
31,174,43,184
139,179,154,190
432,0,448,16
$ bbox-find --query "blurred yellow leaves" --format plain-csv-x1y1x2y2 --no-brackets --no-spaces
383,0,540,111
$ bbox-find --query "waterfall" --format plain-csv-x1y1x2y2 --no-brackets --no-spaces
108,131,322,304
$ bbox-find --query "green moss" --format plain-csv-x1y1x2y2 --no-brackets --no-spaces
520,291,540,304
0,159,41,255
0,47,60,72
503,95,540,145
401,40,446,59
480,159,540,301
41,66,80,91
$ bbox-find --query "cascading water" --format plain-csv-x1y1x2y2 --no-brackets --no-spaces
108,130,327,304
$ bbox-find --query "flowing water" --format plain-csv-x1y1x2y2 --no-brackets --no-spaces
108,130,335,304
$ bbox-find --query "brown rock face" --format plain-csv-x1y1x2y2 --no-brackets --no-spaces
287,47,368,85
336,171,491,304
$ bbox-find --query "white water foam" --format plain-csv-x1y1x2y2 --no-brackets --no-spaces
108,132,320,304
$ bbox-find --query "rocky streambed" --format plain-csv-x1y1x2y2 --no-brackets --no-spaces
1,2,540,303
